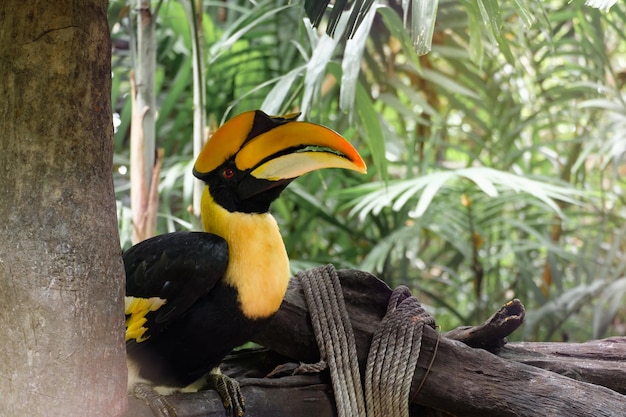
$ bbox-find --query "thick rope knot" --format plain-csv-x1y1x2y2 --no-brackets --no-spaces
297,266,435,417
365,285,435,417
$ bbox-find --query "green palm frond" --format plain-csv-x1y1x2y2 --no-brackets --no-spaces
345,167,584,221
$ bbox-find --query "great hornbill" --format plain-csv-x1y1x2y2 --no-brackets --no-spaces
124,110,366,416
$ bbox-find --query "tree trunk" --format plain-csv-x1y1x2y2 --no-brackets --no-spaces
0,2,127,416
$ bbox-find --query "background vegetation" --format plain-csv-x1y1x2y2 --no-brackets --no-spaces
108,0,626,342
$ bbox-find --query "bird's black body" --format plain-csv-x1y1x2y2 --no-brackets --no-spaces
123,111,366,416
124,231,271,388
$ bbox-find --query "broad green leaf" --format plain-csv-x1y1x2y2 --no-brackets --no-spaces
355,78,388,180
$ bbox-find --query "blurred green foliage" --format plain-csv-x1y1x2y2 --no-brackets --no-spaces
109,0,626,342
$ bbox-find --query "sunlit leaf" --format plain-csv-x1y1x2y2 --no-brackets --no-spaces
585,0,618,12
300,13,349,116
411,0,439,55
340,3,377,112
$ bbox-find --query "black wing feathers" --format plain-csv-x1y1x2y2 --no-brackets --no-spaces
124,232,229,324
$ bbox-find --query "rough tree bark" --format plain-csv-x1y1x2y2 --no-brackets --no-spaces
0,2,127,416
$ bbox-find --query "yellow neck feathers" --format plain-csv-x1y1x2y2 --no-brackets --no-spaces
200,187,290,319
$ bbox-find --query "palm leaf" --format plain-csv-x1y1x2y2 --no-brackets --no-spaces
347,167,584,221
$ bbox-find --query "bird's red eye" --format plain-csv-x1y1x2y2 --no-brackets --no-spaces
222,167,235,179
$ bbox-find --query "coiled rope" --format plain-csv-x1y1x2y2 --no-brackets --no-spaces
297,265,436,417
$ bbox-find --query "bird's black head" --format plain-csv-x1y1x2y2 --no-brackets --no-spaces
193,110,366,214
199,159,292,214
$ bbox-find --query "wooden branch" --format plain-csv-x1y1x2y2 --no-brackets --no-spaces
499,338,626,394
405,329,625,416
126,269,626,416
127,339,626,417
442,298,525,351
127,375,338,417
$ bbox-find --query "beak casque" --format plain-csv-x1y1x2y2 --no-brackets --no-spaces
193,110,367,181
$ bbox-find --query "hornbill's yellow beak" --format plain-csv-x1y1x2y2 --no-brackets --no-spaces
193,110,366,202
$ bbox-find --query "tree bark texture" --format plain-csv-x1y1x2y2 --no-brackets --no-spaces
0,2,127,416
127,269,626,416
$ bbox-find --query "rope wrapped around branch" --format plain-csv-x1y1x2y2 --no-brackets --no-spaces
298,265,367,417
365,286,435,417
297,265,435,417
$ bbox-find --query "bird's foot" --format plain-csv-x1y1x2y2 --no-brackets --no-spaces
205,370,245,417
132,383,178,417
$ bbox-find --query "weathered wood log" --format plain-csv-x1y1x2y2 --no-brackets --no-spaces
127,338,626,417
126,269,626,416
127,375,338,417
128,349,434,417
499,338,626,394
442,298,525,351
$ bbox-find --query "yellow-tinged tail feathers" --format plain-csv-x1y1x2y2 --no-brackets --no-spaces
125,296,166,342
